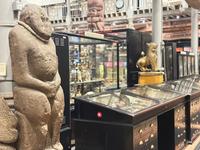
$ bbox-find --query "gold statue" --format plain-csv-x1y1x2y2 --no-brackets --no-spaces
136,42,158,72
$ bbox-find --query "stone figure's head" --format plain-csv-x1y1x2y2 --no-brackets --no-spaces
20,4,53,40
186,0,200,9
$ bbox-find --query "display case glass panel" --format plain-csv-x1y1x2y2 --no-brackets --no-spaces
191,56,195,75
178,55,183,78
67,34,118,103
183,55,188,76
118,41,127,88
188,56,192,76
127,86,182,101
152,78,197,94
105,31,128,88
86,90,158,114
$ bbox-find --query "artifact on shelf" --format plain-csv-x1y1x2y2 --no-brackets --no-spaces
186,0,200,9
9,4,64,150
136,42,158,72
0,97,18,150
87,0,104,31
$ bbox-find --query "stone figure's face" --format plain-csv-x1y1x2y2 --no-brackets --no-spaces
186,0,200,9
30,10,53,40
20,4,53,40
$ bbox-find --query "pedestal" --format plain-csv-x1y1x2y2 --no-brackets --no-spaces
138,72,164,85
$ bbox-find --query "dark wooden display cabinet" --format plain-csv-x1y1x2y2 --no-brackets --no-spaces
127,86,188,150
185,77,200,143
74,87,186,150
151,77,200,145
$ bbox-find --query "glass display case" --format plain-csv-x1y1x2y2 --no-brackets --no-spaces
183,55,188,77
52,32,119,149
74,89,159,150
53,32,121,104
104,29,152,86
188,56,192,76
127,86,187,150
191,56,195,75
68,34,118,98
118,41,127,88
74,86,186,150
178,53,184,78
152,77,200,143
177,51,195,79
164,42,178,81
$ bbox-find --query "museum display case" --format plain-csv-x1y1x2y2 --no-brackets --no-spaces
164,42,178,81
74,86,186,150
127,86,187,150
68,34,119,98
162,41,196,81
176,51,195,79
53,32,121,104
186,76,200,142
104,29,152,86
152,77,200,144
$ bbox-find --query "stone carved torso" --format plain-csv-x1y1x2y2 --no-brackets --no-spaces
15,23,58,82
0,97,18,150
9,4,64,150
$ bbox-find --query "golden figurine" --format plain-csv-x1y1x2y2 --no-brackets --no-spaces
136,42,158,72
136,43,164,85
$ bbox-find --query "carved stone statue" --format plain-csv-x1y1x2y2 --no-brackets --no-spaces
0,97,18,150
186,0,200,9
9,4,64,150
87,0,104,31
136,42,158,72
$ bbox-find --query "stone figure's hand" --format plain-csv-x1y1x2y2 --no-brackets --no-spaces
46,81,57,99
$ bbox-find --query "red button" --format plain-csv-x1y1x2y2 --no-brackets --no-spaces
97,112,102,119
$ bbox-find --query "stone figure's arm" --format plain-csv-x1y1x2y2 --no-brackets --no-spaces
9,30,53,94
52,71,61,91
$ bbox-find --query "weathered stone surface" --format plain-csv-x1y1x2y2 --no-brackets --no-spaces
0,143,16,150
186,0,200,9
0,97,18,150
9,4,64,150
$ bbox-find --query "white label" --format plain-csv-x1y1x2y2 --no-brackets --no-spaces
0,63,6,76
84,32,104,39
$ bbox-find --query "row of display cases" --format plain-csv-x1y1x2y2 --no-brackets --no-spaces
73,75,200,150
164,42,196,81
52,29,152,149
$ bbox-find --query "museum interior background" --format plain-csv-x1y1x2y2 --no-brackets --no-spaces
1,0,200,150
